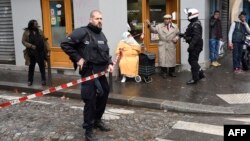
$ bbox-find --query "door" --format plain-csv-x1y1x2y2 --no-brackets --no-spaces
42,0,73,68
127,0,180,64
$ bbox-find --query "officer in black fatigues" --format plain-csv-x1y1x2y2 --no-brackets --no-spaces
61,10,113,141
181,8,205,85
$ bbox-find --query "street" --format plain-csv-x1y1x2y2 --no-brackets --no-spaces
0,90,250,141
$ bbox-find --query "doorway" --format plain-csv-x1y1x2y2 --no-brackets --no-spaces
127,0,180,64
42,0,73,68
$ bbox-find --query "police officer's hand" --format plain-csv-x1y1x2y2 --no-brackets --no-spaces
108,64,114,72
187,47,193,52
77,58,85,71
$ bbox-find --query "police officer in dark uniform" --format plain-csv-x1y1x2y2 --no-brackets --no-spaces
180,8,205,85
61,10,113,141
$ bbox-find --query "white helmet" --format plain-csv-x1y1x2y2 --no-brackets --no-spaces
184,8,199,20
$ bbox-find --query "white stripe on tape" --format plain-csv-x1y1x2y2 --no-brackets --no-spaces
42,89,50,95
86,77,91,81
93,74,98,78
67,82,73,87
55,86,62,91
27,94,36,99
77,79,82,84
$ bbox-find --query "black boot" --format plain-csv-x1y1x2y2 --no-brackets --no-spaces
169,67,177,77
85,128,98,141
161,67,167,79
94,119,111,132
199,70,205,80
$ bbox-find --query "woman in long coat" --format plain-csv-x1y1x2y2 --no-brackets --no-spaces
147,14,179,78
116,32,141,83
22,20,49,86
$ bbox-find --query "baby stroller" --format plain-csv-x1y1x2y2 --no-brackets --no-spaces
139,52,156,83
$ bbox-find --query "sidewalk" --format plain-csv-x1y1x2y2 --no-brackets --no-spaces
1,53,250,115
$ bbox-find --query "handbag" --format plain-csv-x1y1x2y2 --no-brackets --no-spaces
218,40,224,57
23,49,30,66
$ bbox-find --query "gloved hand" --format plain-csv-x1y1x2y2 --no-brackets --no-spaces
95,79,104,97
187,47,193,52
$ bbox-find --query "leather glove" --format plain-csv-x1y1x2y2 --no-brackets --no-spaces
187,47,193,52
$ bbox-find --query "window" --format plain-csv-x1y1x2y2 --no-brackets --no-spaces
127,0,142,43
148,0,166,43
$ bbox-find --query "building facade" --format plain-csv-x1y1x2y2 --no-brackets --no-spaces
0,0,234,75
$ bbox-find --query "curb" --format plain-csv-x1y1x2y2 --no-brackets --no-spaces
0,81,243,115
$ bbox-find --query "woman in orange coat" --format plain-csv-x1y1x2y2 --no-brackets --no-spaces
116,32,141,82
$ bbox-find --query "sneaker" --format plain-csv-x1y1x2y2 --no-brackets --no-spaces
211,61,219,67
121,76,126,83
215,61,221,66
94,120,111,132
234,68,244,73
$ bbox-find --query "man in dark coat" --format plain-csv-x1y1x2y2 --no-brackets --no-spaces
61,10,113,141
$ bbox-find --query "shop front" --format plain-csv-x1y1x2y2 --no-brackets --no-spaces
9,0,218,73
40,0,180,68
127,0,180,64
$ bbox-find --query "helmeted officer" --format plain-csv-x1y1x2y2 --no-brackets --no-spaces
61,10,113,141
181,8,205,84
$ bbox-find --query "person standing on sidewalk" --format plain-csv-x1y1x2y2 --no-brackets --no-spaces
228,11,250,73
146,14,179,79
180,8,205,85
22,20,49,86
209,10,223,67
61,10,113,141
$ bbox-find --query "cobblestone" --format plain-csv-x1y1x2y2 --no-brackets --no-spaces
0,90,188,141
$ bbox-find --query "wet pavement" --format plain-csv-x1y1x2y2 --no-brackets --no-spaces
1,52,250,114
1,90,250,141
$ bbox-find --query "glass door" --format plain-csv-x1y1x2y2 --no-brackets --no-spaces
42,0,73,68
127,0,180,64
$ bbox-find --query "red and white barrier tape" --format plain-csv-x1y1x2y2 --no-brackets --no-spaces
0,55,120,109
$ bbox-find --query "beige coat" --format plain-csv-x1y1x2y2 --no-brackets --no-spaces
150,23,179,67
22,29,50,66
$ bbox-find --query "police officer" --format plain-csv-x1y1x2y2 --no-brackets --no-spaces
181,8,205,85
61,10,113,141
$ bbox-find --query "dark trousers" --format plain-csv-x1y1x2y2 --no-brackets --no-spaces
188,39,203,81
81,70,109,130
232,43,243,69
241,49,249,70
28,55,46,82
161,67,175,74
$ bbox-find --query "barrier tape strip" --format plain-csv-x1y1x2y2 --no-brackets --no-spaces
0,55,120,109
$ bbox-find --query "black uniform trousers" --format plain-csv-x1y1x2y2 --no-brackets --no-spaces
80,67,109,130
188,39,203,81
28,54,46,82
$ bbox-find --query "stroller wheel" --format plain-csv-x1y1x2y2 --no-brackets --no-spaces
144,76,152,83
135,75,142,83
